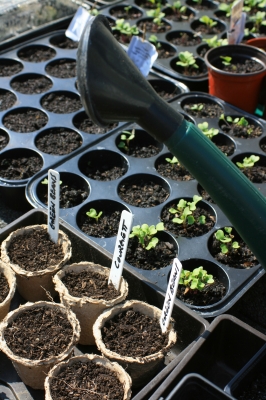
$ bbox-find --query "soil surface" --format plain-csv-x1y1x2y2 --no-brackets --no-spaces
0,60,23,76
183,102,223,118
118,179,169,207
50,35,78,49
238,165,266,183
35,128,82,155
49,360,125,400
0,273,9,303
10,75,52,94
157,45,176,59
164,7,194,21
0,154,43,180
135,0,167,9
193,22,224,35
3,109,48,132
0,132,8,151
79,210,122,238
82,160,126,181
113,31,137,45
102,308,170,357
4,306,73,360
117,132,161,157
220,120,262,138
41,93,82,113
198,186,215,203
221,59,263,74
126,236,176,270
210,230,259,269
186,0,215,10
212,135,235,156
73,112,118,134
238,372,266,399
38,181,88,209
0,90,17,111
149,81,179,99
110,6,142,19
174,62,206,77
45,59,76,78
61,270,120,300
161,203,215,237
7,229,64,271
156,160,194,181
18,46,56,62
138,20,171,33
177,277,226,306
169,33,201,46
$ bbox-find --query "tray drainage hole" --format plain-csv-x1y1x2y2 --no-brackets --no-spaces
45,58,76,79
0,58,23,76
73,111,118,134
208,227,259,269
115,128,163,157
35,127,82,155
77,200,131,238
0,129,9,151
49,34,78,49
155,152,194,181
10,73,53,94
41,91,82,114
0,89,17,111
17,45,56,62
3,108,48,133
231,152,266,184
180,96,224,118
0,148,43,182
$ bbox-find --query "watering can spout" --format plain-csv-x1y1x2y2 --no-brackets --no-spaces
77,15,266,270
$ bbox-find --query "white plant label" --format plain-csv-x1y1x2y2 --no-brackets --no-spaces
47,169,60,244
127,36,158,77
228,0,246,44
160,258,182,334
66,6,95,42
109,210,133,290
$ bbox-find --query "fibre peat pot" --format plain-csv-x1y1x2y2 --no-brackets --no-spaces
53,262,128,345
0,261,16,321
1,224,72,301
205,44,266,114
44,354,132,400
93,299,177,387
0,301,80,390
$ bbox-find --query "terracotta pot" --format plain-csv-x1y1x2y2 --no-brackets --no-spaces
0,301,80,389
205,44,266,114
53,262,128,345
247,37,266,52
1,224,72,301
44,354,132,400
0,261,16,321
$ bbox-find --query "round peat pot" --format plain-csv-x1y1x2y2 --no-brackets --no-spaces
45,354,132,400
173,259,229,311
0,301,80,390
53,262,128,345
0,261,16,321
205,44,266,114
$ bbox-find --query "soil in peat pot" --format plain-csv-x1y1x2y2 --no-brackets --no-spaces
0,90,16,111
193,22,224,35
10,75,52,94
183,102,223,118
118,134,161,158
73,112,118,134
3,109,48,132
163,7,194,22
49,360,125,400
3,306,73,360
35,128,82,155
102,309,169,357
7,229,64,272
212,135,235,156
61,270,120,300
169,33,201,46
79,210,122,238
126,236,176,270
221,59,264,74
119,179,169,207
0,273,9,303
238,373,266,400
156,159,194,181
177,279,226,306
0,155,43,180
38,181,88,209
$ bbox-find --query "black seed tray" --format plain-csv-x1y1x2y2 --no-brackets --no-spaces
0,20,188,210
0,208,209,400
27,91,266,318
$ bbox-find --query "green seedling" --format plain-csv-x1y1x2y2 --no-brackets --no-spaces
199,15,217,29
220,114,253,134
165,156,179,164
215,227,240,254
236,155,260,169
176,51,199,73
171,1,188,17
198,122,219,139
148,34,162,49
124,5,132,13
113,19,139,36
193,0,202,5
129,222,164,250
147,7,165,25
203,35,228,48
179,266,214,293
86,208,103,223
118,129,135,152
249,11,266,32
220,55,233,66
169,195,206,226
190,103,204,111
218,2,233,17
41,178,62,184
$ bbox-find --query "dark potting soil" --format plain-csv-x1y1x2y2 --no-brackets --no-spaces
222,59,263,74
137,20,171,33
3,109,48,132
193,23,224,35
126,236,176,270
238,372,266,400
38,181,88,209
73,112,118,134
183,102,223,118
50,360,125,400
0,60,23,76
18,46,56,62
102,309,170,357
239,165,266,183
0,132,8,151
41,93,82,113
83,161,126,181
177,277,226,306
61,270,120,300
35,128,82,155
110,7,142,19
45,59,77,78
156,161,194,181
0,91,16,111
113,32,135,45
135,0,167,9
212,136,235,156
174,64,206,77
79,210,121,238
4,306,73,360
210,232,259,269
220,121,263,138
7,229,64,271
164,8,194,22
118,137,161,157
157,46,176,59
170,33,202,46
10,75,52,94
198,186,215,204
186,1,213,10
118,179,169,207
0,155,43,180
50,35,78,49
161,205,215,237
0,273,9,303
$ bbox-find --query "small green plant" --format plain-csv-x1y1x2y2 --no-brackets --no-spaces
41,178,62,184
192,0,202,5
199,15,217,29
86,208,103,223
198,122,219,139
112,19,139,36
218,2,233,17
165,156,179,164
118,129,135,152
124,5,132,14
169,195,206,225
147,7,165,25
236,155,260,169
190,103,204,111
203,35,228,48
220,55,233,66
249,11,266,32
220,114,253,134
129,222,164,250
149,34,162,49
179,266,214,294
176,51,199,73
214,227,240,254
171,1,188,17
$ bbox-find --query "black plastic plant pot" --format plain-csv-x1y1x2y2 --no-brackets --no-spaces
150,314,266,400
0,208,209,400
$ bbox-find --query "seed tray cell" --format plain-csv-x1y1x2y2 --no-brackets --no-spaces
0,208,209,400
26,92,266,318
